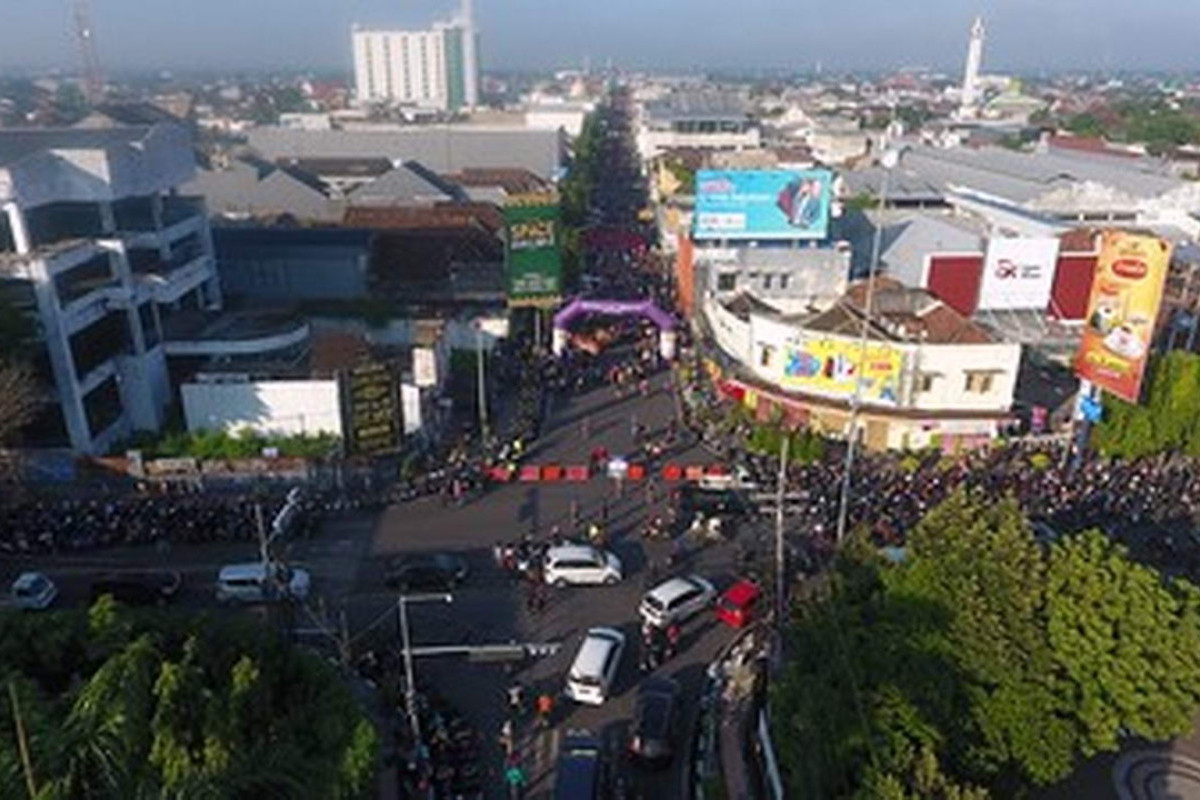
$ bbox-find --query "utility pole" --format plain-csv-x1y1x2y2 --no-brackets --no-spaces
774,433,790,625
836,150,897,548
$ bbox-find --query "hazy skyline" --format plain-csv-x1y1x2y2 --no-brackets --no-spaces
2,0,1200,75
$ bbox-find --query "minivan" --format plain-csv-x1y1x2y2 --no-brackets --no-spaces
544,545,623,587
216,562,311,605
554,730,603,800
566,627,626,705
638,575,716,628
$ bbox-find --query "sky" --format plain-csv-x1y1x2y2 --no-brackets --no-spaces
1,0,1200,75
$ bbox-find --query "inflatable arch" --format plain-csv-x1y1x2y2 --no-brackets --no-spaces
551,297,678,360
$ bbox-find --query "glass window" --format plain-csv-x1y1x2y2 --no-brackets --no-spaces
918,373,936,393
964,372,995,394
716,273,737,292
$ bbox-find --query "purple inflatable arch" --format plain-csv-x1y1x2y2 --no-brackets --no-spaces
552,297,676,331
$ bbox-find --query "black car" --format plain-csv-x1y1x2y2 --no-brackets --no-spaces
384,553,469,591
629,677,681,766
554,730,603,800
89,570,182,606
678,485,746,518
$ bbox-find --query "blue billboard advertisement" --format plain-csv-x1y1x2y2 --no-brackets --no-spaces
693,169,833,241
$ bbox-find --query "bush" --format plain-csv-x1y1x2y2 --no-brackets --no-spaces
137,428,340,460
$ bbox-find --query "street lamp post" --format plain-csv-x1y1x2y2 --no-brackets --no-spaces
475,322,490,446
397,592,454,744
774,433,790,625
835,150,899,548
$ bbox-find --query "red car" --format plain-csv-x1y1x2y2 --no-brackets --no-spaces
715,579,761,629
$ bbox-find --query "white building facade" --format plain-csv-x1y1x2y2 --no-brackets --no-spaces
352,0,480,113
0,124,222,454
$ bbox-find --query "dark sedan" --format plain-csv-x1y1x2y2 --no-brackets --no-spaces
384,553,469,591
629,677,681,766
89,570,182,606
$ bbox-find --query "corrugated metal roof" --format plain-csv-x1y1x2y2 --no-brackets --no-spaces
247,126,563,181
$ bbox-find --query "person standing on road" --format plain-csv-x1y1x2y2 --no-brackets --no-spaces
535,692,555,729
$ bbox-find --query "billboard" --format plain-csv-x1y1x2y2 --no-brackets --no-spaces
694,169,833,241
505,192,563,308
1074,231,1171,404
978,236,1061,311
343,361,400,454
778,335,904,406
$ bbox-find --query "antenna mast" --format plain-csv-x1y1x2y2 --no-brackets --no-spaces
74,0,105,104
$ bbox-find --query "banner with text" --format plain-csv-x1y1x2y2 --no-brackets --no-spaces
694,169,833,241
505,192,563,308
777,335,904,406
978,235,1061,311
1074,230,1171,404
343,361,400,455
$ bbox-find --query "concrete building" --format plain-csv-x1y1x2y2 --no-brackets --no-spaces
352,0,480,113
0,124,223,453
183,155,342,223
636,92,761,161
524,101,594,138
703,278,1021,450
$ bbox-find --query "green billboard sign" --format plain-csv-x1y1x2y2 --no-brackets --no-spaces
504,193,563,308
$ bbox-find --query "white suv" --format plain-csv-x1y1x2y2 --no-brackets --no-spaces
544,545,623,587
566,627,626,705
638,575,716,628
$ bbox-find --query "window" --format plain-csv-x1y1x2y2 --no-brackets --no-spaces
716,273,737,292
778,273,790,290
762,274,773,290
759,345,775,369
964,371,995,394
917,373,937,393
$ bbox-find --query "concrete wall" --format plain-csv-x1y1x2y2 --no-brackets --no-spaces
909,342,1022,413
182,379,344,438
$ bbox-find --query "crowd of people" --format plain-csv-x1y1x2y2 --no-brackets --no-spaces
0,482,378,555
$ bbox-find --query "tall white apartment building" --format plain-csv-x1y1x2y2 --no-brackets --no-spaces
353,0,480,112
0,124,222,454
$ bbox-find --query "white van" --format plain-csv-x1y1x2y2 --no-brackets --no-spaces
566,627,626,705
544,545,623,587
216,562,311,605
638,575,716,628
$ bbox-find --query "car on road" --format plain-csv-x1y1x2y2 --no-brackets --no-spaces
10,572,57,611
215,562,311,604
384,553,469,591
544,545,623,587
566,627,626,705
554,729,603,800
638,575,716,628
716,579,762,629
629,677,681,766
90,570,182,606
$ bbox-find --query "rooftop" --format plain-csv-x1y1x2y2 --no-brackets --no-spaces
644,92,751,123
247,126,564,182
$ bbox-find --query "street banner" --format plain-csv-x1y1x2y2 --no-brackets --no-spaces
505,192,563,308
1073,231,1171,404
780,335,904,406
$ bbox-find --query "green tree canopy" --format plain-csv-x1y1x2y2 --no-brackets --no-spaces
1092,350,1200,458
0,602,377,799
772,492,1200,798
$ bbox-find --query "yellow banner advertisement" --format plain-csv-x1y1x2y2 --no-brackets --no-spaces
780,336,903,406
1074,231,1171,404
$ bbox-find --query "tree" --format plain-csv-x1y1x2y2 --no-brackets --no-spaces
0,602,378,799
0,359,38,446
1093,350,1200,457
1045,530,1200,754
771,493,1200,798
